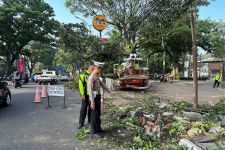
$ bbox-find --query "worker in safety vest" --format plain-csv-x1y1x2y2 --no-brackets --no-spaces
213,71,221,88
78,65,94,129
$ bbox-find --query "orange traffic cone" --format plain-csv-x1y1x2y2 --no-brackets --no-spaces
101,94,104,113
41,85,47,98
34,87,42,103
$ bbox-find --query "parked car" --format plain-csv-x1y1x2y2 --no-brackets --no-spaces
36,70,59,85
0,81,11,106
60,75,70,82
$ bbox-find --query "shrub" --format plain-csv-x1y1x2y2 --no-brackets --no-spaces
65,74,79,89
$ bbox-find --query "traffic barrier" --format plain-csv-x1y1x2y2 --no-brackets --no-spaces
34,87,42,103
41,85,47,98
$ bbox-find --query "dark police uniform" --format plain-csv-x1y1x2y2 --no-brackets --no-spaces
87,72,110,134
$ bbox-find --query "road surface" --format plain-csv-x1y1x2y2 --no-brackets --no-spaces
151,80,225,104
0,82,93,150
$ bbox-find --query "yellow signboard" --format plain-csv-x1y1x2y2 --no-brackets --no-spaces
92,15,108,31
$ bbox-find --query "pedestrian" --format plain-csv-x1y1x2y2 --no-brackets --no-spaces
87,61,114,137
213,71,221,88
13,72,21,86
77,65,94,129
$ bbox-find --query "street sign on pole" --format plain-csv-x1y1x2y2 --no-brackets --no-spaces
92,15,108,31
99,38,108,43
47,86,66,108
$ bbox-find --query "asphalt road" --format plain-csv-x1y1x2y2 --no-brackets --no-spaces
0,82,92,150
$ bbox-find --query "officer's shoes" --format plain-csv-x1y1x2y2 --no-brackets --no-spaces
77,124,84,129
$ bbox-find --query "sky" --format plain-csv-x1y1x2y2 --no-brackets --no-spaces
44,0,225,36
199,0,225,21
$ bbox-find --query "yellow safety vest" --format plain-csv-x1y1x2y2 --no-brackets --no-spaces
214,73,220,81
79,70,91,96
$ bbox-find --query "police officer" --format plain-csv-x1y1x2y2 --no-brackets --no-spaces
87,61,114,137
78,65,94,129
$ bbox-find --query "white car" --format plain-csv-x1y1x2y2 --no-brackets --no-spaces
60,75,70,82
36,70,58,85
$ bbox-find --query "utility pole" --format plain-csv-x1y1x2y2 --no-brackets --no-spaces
190,7,198,109
199,54,202,78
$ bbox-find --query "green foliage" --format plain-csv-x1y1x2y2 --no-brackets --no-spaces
133,136,144,147
198,99,225,115
139,13,192,74
171,101,192,114
197,19,225,55
213,99,225,115
0,0,59,75
65,0,196,47
65,74,79,89
102,100,187,149
54,50,75,70
57,23,95,70
193,121,217,132
81,96,225,149
221,80,225,88
23,42,57,76
169,121,188,137
75,127,91,141
57,23,126,74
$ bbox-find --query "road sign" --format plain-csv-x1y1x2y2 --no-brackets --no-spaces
92,15,108,31
48,86,64,97
47,86,66,108
99,38,108,43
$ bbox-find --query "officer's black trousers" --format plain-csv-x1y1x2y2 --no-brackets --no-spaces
213,80,220,88
90,94,101,134
79,95,91,126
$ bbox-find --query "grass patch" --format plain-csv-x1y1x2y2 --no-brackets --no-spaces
75,127,91,141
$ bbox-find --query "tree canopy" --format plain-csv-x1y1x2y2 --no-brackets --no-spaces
0,0,59,75
23,41,57,76
197,19,225,57
65,0,202,51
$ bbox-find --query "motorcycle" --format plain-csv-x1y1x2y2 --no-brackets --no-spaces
13,79,22,88
23,77,29,85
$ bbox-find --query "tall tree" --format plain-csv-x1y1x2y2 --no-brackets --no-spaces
65,0,197,51
139,14,192,72
196,19,225,80
197,19,225,55
58,23,96,70
57,23,126,73
23,42,57,76
0,0,59,75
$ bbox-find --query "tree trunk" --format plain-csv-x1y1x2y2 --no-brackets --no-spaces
6,56,14,76
188,54,192,78
29,68,34,77
173,63,177,79
190,8,198,109
181,52,185,77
